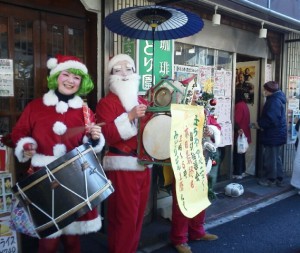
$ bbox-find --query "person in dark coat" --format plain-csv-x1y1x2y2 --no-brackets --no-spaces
253,81,287,187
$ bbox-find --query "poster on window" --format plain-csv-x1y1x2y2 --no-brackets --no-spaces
0,59,14,97
288,76,300,99
287,76,300,143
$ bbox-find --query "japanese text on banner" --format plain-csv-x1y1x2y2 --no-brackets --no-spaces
170,104,210,218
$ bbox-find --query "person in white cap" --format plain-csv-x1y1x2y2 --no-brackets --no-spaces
11,54,105,253
96,54,150,253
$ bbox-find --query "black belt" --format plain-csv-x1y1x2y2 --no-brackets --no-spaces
108,146,137,156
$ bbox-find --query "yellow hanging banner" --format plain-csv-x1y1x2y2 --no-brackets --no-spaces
170,104,211,218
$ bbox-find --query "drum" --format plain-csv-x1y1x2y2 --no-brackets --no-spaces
12,143,114,238
138,113,171,162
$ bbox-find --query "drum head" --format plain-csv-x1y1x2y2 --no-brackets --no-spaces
142,114,171,160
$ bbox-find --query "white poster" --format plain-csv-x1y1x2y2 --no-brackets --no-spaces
0,59,14,97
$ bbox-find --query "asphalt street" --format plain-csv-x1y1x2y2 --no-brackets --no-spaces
149,194,300,253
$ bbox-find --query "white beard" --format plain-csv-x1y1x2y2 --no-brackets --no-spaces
109,73,140,112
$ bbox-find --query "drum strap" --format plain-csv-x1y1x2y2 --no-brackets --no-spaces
108,146,137,157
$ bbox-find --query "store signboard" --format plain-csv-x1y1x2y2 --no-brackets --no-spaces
137,40,173,94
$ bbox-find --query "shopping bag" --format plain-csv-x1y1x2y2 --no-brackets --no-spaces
9,197,38,238
237,133,249,154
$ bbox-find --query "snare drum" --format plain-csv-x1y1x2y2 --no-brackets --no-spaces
12,143,114,238
138,113,171,162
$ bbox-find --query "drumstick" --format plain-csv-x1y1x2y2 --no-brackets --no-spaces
62,122,106,140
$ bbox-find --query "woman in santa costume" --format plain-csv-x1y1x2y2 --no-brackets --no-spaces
96,54,151,253
11,54,105,253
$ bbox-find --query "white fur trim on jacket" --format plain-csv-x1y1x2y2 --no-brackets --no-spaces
103,156,146,171
53,144,67,157
15,137,37,163
47,215,102,238
43,90,83,111
43,90,58,106
82,134,105,153
56,101,68,114
53,121,67,135
207,125,221,147
31,153,57,167
115,113,137,140
68,95,83,109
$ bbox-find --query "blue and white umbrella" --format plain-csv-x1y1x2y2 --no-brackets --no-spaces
104,5,204,41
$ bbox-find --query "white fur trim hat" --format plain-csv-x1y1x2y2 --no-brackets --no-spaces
107,54,136,74
47,54,88,76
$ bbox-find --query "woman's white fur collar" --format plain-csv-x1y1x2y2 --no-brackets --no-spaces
43,90,83,113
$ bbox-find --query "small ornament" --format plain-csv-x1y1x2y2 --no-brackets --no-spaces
209,98,217,106
212,160,217,166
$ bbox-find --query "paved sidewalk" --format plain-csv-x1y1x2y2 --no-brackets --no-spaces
135,176,295,253
78,175,295,253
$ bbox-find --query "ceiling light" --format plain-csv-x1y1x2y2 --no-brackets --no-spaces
259,22,267,38
212,6,221,26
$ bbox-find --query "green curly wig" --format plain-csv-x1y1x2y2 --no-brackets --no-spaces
47,68,94,96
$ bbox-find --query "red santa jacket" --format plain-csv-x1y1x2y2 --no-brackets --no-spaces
96,92,149,172
11,89,105,237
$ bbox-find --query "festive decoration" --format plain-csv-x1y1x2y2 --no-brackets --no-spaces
203,79,214,93
209,98,217,106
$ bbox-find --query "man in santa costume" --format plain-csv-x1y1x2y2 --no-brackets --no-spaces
96,54,150,253
11,54,105,253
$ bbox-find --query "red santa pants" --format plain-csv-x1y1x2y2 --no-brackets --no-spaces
106,168,151,253
170,182,206,246
38,235,80,253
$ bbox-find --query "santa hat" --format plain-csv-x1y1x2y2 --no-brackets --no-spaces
107,54,136,74
47,54,88,76
263,81,279,93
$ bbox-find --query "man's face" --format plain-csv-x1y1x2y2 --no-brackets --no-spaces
112,60,134,80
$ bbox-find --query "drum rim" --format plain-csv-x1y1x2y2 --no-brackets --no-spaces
12,144,94,194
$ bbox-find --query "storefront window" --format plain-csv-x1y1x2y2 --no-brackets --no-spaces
174,42,234,182
14,20,34,112
174,42,232,70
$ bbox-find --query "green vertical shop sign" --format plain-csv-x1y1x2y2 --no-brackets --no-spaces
122,37,136,61
137,40,173,94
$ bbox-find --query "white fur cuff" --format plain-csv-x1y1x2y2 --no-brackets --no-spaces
103,155,146,171
15,137,37,163
115,113,137,140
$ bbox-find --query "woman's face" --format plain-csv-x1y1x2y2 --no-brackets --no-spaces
57,70,82,95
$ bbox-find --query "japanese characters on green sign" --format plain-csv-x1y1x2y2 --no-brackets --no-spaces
137,40,173,94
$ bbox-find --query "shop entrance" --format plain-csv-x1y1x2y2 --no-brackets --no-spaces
236,54,261,176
